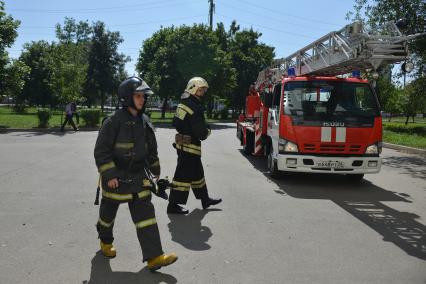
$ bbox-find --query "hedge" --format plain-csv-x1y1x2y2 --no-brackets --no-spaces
80,109,101,127
37,109,52,128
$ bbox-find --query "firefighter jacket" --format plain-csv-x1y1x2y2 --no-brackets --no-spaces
173,95,211,156
94,109,160,200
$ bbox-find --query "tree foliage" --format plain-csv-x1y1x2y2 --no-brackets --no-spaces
84,21,129,109
50,42,88,105
0,0,21,97
402,78,426,123
137,22,274,116
224,21,274,112
19,41,56,107
137,24,237,117
12,18,128,109
3,59,30,107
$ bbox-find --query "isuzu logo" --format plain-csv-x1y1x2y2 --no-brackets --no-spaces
323,122,345,127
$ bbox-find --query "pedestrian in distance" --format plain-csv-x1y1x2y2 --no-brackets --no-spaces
94,76,177,271
60,102,79,132
71,102,79,125
167,77,222,214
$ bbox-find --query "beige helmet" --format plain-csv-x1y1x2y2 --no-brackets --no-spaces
185,77,209,95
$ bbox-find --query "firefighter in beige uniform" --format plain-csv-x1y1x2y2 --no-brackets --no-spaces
94,76,177,271
167,77,222,214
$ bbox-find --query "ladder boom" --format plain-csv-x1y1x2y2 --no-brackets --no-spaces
255,21,424,89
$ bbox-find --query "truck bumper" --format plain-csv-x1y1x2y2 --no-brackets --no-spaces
276,154,381,174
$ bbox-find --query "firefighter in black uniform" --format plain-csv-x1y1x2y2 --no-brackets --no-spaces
167,77,222,214
94,76,177,271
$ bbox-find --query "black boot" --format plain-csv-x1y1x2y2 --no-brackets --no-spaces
167,203,189,214
201,197,222,209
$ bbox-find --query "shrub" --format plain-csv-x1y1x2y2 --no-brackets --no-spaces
13,104,27,113
384,123,426,136
80,109,101,127
37,108,52,128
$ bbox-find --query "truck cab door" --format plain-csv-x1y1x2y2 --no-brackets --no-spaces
268,84,281,155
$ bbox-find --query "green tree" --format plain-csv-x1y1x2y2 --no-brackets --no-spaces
50,43,88,105
226,21,274,113
137,24,237,118
402,78,426,124
84,21,129,110
19,41,57,107
55,17,92,44
3,59,30,108
0,0,20,96
376,76,403,120
51,18,94,105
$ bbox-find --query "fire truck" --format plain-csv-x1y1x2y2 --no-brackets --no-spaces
237,21,420,180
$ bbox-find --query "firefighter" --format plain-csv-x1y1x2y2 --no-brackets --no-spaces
167,77,222,214
94,76,177,271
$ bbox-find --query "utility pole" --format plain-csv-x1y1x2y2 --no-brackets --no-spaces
208,0,215,29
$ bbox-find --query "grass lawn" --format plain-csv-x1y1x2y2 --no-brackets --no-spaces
382,120,426,149
383,130,426,149
0,106,65,128
2,106,424,149
0,106,233,128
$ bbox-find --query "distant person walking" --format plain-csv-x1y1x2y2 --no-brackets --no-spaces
61,102,79,132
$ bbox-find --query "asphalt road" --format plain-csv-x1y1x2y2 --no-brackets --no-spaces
0,124,425,284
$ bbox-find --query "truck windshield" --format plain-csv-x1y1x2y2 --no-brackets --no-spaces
283,81,380,126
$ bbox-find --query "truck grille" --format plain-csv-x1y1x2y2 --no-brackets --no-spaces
302,143,363,154
320,144,345,152
349,145,361,152
303,144,316,151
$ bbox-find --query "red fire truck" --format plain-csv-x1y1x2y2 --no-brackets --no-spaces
237,21,418,180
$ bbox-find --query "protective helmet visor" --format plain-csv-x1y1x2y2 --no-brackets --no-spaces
135,81,154,96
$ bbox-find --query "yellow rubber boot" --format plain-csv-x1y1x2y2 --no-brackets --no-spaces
147,253,178,271
100,241,116,257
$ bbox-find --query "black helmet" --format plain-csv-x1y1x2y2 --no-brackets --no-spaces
118,76,154,107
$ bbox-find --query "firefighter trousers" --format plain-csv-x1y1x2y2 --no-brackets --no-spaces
96,195,163,262
169,151,209,205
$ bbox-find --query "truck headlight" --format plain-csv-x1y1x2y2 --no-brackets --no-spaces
279,138,298,153
365,144,378,155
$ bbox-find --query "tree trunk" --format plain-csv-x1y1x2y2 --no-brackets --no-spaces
161,96,168,119
405,115,409,125
207,98,213,119
101,91,105,113
388,112,392,122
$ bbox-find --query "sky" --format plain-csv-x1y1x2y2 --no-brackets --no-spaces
5,0,356,76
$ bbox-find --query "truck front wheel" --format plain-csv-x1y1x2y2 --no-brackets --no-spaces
268,152,280,178
347,174,364,182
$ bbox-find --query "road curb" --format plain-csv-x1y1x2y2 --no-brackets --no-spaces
383,142,426,156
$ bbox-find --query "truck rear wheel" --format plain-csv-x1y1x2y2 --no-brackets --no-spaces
243,131,254,155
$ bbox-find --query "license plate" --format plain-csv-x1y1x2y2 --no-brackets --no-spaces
316,161,344,168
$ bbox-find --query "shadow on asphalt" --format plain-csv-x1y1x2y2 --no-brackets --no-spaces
382,155,426,180
154,122,236,130
1,123,236,135
239,150,426,260
83,251,177,284
10,131,69,137
167,208,221,251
